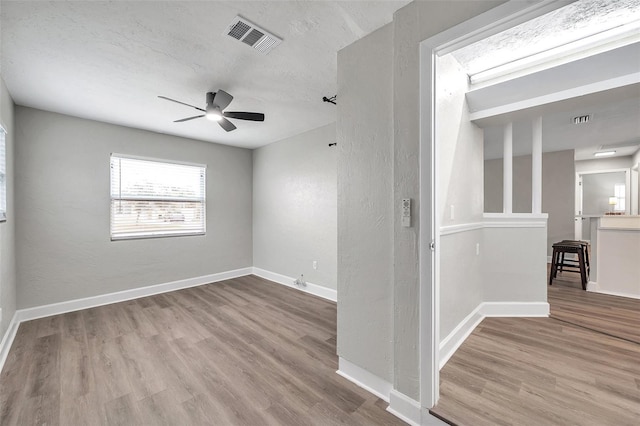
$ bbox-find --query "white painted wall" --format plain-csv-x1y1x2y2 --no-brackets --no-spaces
253,124,336,290
15,107,253,309
437,54,484,341
337,23,394,383
485,150,575,255
337,0,505,402
483,222,548,302
0,76,16,338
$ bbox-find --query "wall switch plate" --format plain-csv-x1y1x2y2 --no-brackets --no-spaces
476,243,480,256
402,198,411,227
450,204,455,220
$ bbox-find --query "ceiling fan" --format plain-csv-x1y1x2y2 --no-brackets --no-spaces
158,90,265,132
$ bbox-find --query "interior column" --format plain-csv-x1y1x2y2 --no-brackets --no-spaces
503,122,513,213
532,116,542,214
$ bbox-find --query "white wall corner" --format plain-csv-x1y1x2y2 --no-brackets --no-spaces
481,301,549,317
387,390,422,426
439,303,484,369
252,267,337,302
0,312,20,375
336,357,392,402
15,267,254,323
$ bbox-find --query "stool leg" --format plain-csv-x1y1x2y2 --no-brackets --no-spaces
578,249,587,290
559,252,565,273
584,244,590,275
549,248,557,286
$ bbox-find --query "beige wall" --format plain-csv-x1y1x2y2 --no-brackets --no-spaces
0,76,16,338
485,150,575,255
15,107,253,309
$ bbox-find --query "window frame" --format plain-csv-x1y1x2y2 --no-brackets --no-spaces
110,153,207,241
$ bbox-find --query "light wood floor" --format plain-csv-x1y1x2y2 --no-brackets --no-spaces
0,275,404,425
548,270,640,344
432,270,640,426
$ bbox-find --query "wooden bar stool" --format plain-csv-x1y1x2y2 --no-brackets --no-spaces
549,241,588,290
559,239,590,275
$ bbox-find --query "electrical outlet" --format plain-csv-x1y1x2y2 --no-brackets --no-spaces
450,205,455,220
313,261,318,270
476,243,480,256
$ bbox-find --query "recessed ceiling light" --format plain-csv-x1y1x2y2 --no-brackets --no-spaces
594,151,616,157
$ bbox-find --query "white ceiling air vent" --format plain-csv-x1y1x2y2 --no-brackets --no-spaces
572,114,591,124
224,16,282,55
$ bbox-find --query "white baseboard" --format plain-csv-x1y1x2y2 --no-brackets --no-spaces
387,390,421,426
0,312,20,375
439,301,549,369
16,267,253,323
547,255,552,263
252,267,337,302
439,304,484,369
336,357,391,402
587,283,640,300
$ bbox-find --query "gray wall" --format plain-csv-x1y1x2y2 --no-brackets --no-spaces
575,156,633,173
337,0,504,400
337,24,394,383
437,54,484,341
253,123,336,290
15,107,252,309
0,76,16,338
485,150,575,255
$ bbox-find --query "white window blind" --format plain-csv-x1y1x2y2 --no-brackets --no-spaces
110,154,206,240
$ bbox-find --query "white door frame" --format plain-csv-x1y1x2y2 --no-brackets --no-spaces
418,0,574,410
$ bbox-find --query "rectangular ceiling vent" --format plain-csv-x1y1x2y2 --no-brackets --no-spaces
224,16,282,55
572,114,591,125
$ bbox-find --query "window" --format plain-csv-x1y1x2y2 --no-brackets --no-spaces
614,183,625,212
110,154,206,240
0,126,6,222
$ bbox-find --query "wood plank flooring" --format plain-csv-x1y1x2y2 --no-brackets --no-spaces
431,317,640,426
0,275,404,426
432,267,640,426
548,270,640,344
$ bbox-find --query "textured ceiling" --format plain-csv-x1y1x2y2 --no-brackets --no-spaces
451,0,640,76
1,0,410,148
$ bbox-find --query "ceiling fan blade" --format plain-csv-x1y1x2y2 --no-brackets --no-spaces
158,96,205,112
223,111,265,122
218,117,237,132
212,90,234,110
174,115,205,122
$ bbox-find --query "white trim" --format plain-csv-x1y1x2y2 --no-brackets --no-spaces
439,302,549,369
110,152,206,168
469,73,640,122
419,0,562,410
15,267,253,323
0,312,20,375
387,390,421,426
439,222,484,236
251,267,337,302
547,255,552,264
483,213,548,228
587,282,640,300
439,304,484,369
336,357,392,402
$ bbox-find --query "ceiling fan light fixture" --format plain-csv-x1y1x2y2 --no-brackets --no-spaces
206,105,223,122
